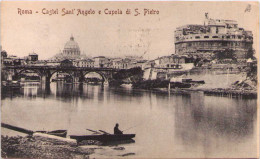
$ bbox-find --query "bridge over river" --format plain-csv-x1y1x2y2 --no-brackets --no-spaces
2,65,141,87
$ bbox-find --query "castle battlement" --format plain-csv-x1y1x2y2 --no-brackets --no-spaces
174,14,253,59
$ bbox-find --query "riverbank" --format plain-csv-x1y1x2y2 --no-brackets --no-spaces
1,134,138,158
189,88,257,98
150,87,257,99
1,135,94,159
132,66,257,99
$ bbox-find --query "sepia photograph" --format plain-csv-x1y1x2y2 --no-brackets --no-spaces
0,1,259,158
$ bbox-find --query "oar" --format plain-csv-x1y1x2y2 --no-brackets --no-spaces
86,129,101,134
99,130,110,135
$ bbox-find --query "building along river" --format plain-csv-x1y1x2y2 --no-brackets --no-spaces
1,82,257,158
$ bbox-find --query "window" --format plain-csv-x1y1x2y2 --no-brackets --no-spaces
212,36,218,38
195,36,200,39
204,36,209,38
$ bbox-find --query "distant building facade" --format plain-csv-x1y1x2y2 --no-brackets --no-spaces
154,55,193,68
174,13,253,59
73,59,94,67
28,53,38,61
93,56,109,68
112,58,123,69
111,57,146,69
1,50,8,66
1,51,27,66
60,59,73,67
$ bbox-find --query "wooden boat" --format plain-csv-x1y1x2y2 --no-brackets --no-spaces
1,123,67,138
35,130,67,138
70,134,135,143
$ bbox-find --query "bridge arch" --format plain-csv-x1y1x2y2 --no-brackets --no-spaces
16,69,42,76
49,70,74,83
14,69,42,81
83,71,108,83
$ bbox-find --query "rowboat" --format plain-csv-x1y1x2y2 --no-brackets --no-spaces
70,134,135,143
35,130,67,138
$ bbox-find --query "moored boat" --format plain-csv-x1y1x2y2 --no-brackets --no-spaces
1,123,68,138
35,130,67,138
70,134,135,143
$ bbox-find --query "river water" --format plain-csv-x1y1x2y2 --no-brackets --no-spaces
1,82,257,158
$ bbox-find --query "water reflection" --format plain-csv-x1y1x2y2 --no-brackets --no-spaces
102,139,135,146
174,92,257,157
1,82,257,158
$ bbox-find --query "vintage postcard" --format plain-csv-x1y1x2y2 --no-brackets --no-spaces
0,1,259,159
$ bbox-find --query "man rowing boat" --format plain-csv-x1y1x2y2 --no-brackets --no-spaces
114,123,123,135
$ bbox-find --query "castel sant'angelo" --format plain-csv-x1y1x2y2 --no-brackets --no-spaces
174,13,253,60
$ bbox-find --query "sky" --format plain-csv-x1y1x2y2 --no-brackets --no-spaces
1,1,259,60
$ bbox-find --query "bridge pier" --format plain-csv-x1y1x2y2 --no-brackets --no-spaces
40,76,47,90
72,71,83,84
104,80,109,85
7,73,13,81
73,76,81,83
40,75,51,90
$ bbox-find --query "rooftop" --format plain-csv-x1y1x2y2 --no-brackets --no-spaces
29,52,38,56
